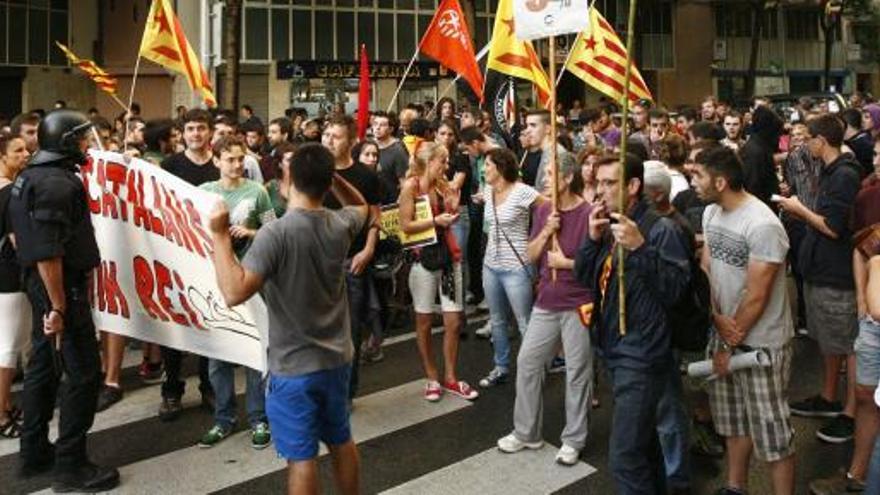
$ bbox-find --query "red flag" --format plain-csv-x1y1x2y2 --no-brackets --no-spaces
419,0,483,101
357,44,370,140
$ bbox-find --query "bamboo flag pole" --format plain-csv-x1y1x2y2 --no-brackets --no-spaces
548,35,559,283
616,0,639,336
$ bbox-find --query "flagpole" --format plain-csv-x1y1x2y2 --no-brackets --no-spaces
386,41,426,113
123,55,142,154
427,41,492,120
108,93,131,113
616,0,639,337
548,35,559,283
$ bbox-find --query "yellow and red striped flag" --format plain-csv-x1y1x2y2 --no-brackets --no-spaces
55,41,118,95
487,0,552,107
565,8,653,105
138,0,216,107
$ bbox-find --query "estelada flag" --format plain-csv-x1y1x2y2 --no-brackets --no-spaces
565,8,653,105
487,0,551,108
139,0,216,107
419,0,483,102
55,42,118,95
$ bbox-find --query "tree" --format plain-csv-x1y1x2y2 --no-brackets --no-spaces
222,0,241,111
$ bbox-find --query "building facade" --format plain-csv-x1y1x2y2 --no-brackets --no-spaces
0,0,877,122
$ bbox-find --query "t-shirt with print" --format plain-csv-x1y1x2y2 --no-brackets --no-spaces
242,206,366,377
703,196,793,348
483,182,539,270
200,179,276,258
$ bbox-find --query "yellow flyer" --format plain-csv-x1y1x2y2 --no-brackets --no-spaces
379,195,438,249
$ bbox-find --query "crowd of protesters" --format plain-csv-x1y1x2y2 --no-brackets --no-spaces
1,90,880,495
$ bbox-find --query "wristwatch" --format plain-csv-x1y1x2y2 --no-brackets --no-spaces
719,340,732,352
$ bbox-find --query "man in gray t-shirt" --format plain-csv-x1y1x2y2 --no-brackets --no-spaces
692,146,795,494
208,143,367,493
703,197,793,348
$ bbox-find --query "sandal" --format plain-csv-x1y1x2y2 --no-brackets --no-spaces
0,417,21,439
7,406,22,422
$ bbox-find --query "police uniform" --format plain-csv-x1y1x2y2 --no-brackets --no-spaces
9,109,119,491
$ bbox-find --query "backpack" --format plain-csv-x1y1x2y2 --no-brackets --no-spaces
639,209,711,352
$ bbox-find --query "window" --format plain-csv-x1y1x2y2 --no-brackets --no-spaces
242,0,485,63
315,10,334,59
292,9,312,59
716,5,777,39
337,11,354,60
272,9,289,60
397,13,414,61
358,11,376,56
244,7,269,60
0,0,67,66
786,10,820,41
377,13,394,60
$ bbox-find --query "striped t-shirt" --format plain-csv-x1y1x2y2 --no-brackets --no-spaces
483,182,540,270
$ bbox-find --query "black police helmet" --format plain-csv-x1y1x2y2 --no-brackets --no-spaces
30,109,94,165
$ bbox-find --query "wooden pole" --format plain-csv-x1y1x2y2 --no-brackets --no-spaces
617,0,639,336
122,55,142,154
385,47,422,113
548,36,559,283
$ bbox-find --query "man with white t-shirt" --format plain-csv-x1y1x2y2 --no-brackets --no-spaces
691,146,795,495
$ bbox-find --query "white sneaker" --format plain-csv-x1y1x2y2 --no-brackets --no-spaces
497,433,543,453
555,444,580,466
475,322,492,339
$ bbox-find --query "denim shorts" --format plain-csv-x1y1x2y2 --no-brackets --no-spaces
855,318,880,387
266,365,352,461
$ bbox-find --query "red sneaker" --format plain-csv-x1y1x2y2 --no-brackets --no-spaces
444,380,479,400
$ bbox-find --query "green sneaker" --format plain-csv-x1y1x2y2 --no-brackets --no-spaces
198,424,231,448
251,422,271,450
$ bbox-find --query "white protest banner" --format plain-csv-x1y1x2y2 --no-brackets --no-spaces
81,150,267,371
513,0,590,41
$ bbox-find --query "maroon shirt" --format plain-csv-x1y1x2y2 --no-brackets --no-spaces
530,201,594,311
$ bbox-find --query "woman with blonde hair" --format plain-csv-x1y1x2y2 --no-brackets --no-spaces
399,141,478,402
0,133,31,438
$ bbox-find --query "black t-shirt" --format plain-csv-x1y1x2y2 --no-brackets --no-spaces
671,187,707,235
161,152,220,186
445,151,473,207
0,183,21,292
324,162,381,257
521,150,542,187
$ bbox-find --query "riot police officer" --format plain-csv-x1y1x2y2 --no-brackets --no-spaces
9,109,120,492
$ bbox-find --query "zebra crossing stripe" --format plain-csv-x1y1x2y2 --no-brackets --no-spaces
380,446,597,494
29,379,473,495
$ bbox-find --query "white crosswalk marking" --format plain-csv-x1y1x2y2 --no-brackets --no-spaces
29,380,474,495
0,367,247,457
381,447,597,495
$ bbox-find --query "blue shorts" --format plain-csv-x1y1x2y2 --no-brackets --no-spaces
266,365,352,461
855,318,880,387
